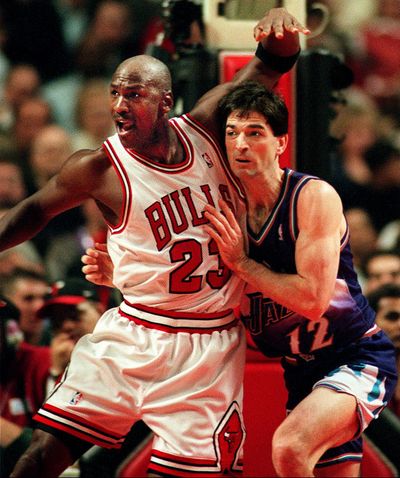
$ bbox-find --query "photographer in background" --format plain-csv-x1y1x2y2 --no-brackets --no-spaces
146,0,218,114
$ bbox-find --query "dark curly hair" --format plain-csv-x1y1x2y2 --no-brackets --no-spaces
218,81,289,136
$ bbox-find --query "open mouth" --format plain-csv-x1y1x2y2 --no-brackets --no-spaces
115,119,134,133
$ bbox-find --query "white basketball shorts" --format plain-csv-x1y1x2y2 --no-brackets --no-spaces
34,303,247,476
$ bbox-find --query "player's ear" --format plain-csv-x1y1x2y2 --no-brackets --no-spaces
276,134,288,155
162,90,174,113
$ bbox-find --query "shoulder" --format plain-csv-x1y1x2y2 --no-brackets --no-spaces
63,147,108,169
57,148,111,185
297,178,344,230
300,178,342,206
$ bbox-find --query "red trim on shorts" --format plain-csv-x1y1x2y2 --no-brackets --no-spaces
34,414,122,449
127,301,234,320
153,450,217,465
40,403,122,437
118,309,239,334
148,464,239,477
34,403,125,448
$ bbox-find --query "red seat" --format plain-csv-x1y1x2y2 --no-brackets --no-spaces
116,433,153,477
242,359,287,477
361,437,397,477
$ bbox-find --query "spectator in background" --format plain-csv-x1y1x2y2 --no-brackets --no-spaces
362,249,400,295
345,207,378,290
0,278,107,477
44,198,108,282
53,0,91,56
75,0,137,79
0,268,51,346
0,295,50,478
367,283,400,417
305,0,354,57
27,124,85,257
37,277,106,392
28,124,73,193
0,64,41,136
0,154,44,276
145,0,218,115
362,139,400,232
329,90,381,210
0,151,27,209
40,0,138,132
0,152,44,275
0,0,71,82
10,97,53,179
72,78,115,150
350,0,400,105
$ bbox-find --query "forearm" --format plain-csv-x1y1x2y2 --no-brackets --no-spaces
0,200,53,252
233,257,327,320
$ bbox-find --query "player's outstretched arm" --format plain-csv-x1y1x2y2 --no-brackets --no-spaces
190,7,309,136
0,150,101,253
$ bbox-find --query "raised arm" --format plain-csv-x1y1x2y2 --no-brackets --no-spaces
190,7,309,137
0,149,105,252
204,181,345,321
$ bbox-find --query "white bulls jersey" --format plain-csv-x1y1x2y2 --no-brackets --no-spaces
103,114,247,314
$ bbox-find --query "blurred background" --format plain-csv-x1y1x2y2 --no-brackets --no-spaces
0,1,399,476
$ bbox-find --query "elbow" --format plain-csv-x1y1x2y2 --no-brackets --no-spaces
301,296,330,321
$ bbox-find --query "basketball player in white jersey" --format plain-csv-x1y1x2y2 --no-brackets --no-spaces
1,8,309,478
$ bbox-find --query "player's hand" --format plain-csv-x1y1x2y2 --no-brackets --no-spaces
81,242,114,287
254,7,310,41
50,332,75,375
203,199,248,272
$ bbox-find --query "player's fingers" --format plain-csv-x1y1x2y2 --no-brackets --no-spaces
85,247,99,258
283,17,310,34
83,273,102,286
271,19,284,38
218,199,243,236
82,264,99,275
81,255,96,265
254,20,272,41
94,242,108,252
204,211,230,240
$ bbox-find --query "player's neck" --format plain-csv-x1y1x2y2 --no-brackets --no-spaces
245,169,284,233
128,126,183,165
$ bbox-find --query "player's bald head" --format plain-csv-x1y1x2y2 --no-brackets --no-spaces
113,55,172,93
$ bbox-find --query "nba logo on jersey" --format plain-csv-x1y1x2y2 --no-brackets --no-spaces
69,391,83,405
202,152,214,168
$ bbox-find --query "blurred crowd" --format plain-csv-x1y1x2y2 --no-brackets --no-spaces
0,0,399,476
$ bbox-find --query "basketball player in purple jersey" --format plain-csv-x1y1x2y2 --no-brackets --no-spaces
204,81,397,477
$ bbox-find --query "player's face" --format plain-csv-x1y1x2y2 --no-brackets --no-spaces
224,110,287,179
12,279,48,335
375,297,400,350
110,71,170,149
